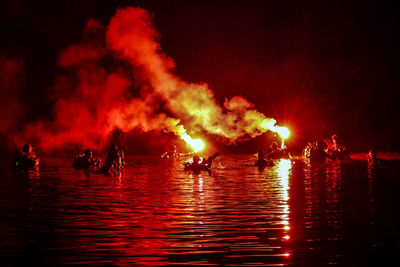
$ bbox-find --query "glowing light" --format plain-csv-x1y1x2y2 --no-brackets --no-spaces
181,134,205,152
186,157,204,164
274,126,290,140
259,120,291,140
283,235,290,240
272,158,292,235
173,124,205,152
277,159,292,179
284,253,290,257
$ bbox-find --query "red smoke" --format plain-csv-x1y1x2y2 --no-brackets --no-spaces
13,7,285,152
106,8,280,141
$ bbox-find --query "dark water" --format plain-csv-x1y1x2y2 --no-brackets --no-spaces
1,155,399,266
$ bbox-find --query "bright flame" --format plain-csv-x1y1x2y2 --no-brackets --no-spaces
182,134,205,152
259,120,291,140
174,124,205,152
273,126,290,140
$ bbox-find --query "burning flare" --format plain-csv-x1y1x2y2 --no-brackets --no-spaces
259,120,291,139
274,126,290,140
171,123,205,152
180,132,205,153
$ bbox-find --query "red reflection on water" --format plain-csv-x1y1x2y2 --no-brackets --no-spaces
4,156,302,266
274,159,292,228
273,159,292,263
302,159,345,265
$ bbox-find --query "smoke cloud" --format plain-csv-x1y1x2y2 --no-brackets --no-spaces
14,7,281,152
106,7,278,140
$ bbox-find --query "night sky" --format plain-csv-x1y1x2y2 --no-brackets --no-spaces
1,0,399,154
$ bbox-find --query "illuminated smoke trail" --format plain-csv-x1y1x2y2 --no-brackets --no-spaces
15,7,288,152
107,7,285,142
15,18,178,151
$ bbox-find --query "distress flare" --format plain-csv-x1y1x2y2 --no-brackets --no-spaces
171,124,205,152
259,119,291,139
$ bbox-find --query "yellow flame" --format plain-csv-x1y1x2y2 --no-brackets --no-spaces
181,133,205,152
274,126,290,140
259,119,290,140
172,124,205,152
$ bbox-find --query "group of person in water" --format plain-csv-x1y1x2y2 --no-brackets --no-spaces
254,141,291,169
14,143,125,175
12,134,380,174
182,141,290,172
183,152,221,172
72,144,125,174
303,134,350,163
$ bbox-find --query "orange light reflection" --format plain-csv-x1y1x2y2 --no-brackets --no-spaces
274,158,292,249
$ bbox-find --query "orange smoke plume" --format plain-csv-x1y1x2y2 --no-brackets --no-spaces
106,7,286,142
14,7,288,152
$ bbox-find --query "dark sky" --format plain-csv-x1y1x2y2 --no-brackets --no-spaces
1,0,399,152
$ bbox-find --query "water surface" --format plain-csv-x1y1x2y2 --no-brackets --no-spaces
0,155,399,266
